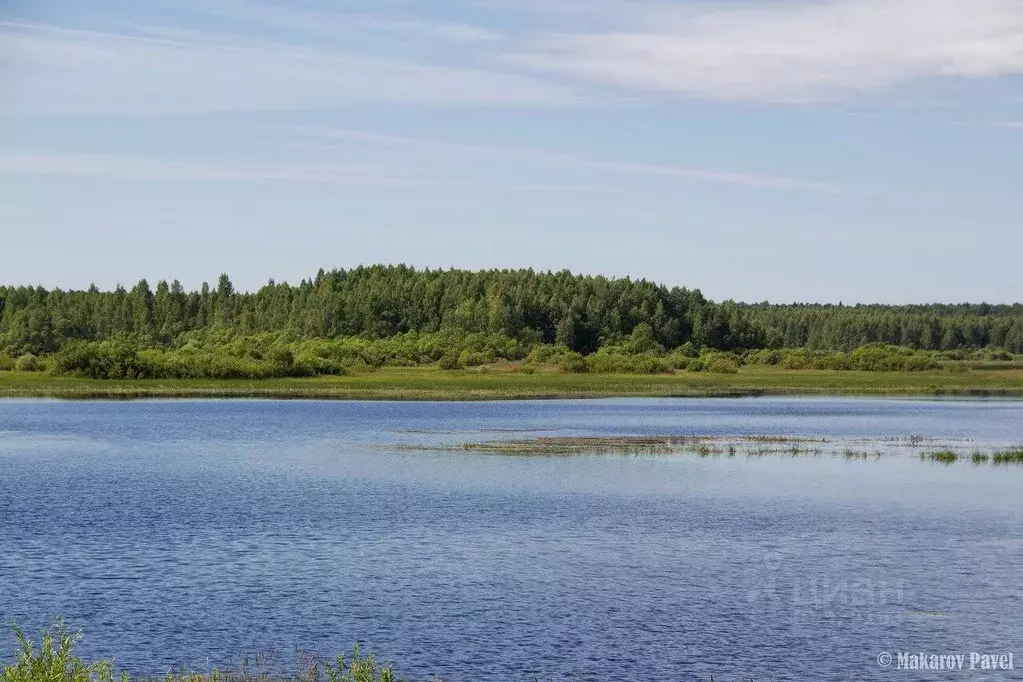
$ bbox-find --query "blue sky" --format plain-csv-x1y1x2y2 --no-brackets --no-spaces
1,0,1022,303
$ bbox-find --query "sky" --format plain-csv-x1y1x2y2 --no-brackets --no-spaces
1,0,1022,304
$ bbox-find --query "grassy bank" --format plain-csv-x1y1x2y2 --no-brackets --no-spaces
3,365,1023,400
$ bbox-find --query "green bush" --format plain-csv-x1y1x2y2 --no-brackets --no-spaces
458,350,492,367
0,355,13,371
53,340,154,379
438,350,462,370
524,343,564,364
814,352,851,371
900,354,939,372
0,620,116,682
745,349,782,366
677,341,699,358
555,351,589,373
587,350,671,374
679,357,704,372
704,357,739,374
14,354,42,372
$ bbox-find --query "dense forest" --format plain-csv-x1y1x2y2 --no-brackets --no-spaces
1,266,1020,378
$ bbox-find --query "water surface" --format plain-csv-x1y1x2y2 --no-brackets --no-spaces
1,398,1021,681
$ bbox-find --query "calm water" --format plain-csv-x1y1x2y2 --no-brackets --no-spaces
1,398,1021,681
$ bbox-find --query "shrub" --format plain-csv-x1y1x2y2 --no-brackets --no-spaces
555,351,589,373
53,340,154,379
267,347,295,369
458,350,491,367
814,352,851,371
677,341,699,358
681,357,704,372
438,351,462,370
746,349,782,366
665,351,697,370
587,350,670,374
847,344,913,371
782,351,813,370
0,355,13,371
14,354,42,372
900,354,939,372
704,357,740,374
525,343,565,364
0,620,114,682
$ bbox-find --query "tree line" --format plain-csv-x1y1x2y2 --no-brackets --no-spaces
2,265,1022,361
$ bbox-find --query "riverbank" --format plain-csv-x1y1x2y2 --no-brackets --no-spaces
3,365,1023,400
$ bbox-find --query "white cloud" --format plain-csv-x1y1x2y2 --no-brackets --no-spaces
0,20,576,115
509,0,1023,102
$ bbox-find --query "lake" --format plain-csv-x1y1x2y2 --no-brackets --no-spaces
1,398,1020,681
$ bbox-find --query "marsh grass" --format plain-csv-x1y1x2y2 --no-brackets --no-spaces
992,447,1023,465
414,435,830,458
403,434,1023,466
917,445,1023,466
921,449,960,464
843,449,882,460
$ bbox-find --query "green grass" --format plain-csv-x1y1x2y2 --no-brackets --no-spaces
1,622,402,682
3,364,1023,400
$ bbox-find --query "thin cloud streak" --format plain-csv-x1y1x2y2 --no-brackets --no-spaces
287,125,834,191
0,150,596,193
189,0,504,43
0,20,578,116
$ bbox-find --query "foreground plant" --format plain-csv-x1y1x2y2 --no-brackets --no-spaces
1,620,120,682
1,623,404,682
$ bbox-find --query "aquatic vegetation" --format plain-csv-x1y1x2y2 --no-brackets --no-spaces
744,444,821,458
0,623,405,682
456,435,696,456
843,449,881,460
992,447,1023,465
695,443,724,457
416,434,831,458
398,432,1023,469
922,449,960,464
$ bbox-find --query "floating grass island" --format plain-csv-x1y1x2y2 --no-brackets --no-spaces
920,446,1023,465
400,433,1023,464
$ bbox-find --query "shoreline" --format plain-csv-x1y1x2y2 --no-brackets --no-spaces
3,367,1023,401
